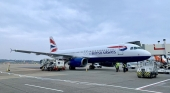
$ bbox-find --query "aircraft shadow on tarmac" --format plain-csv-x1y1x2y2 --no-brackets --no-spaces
71,68,137,72
19,66,137,73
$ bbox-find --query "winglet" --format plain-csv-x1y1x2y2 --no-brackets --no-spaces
10,48,14,53
50,36,58,52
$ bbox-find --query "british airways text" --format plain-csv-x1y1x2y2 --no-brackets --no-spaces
91,50,116,55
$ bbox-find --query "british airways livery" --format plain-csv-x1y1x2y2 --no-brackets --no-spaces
11,36,151,70
50,37,58,52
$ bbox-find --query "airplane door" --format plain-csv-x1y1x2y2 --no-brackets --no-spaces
118,44,124,55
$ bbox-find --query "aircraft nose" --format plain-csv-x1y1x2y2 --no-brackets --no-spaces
144,50,151,57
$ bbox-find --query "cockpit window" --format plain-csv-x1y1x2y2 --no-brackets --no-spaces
137,47,143,49
130,46,143,50
134,47,137,49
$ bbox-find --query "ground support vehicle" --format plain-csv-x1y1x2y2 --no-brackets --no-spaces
40,58,65,71
158,68,170,74
127,63,136,69
137,60,158,78
94,63,102,68
159,63,170,69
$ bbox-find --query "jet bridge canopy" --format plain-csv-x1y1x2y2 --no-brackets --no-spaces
127,41,141,46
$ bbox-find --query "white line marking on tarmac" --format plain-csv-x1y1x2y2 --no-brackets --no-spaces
25,84,64,92
84,84,161,93
136,89,162,93
0,71,162,93
136,79,170,90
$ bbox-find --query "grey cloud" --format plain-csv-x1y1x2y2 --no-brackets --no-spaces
0,0,91,34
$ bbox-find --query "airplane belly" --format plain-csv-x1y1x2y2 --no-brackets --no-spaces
88,56,150,63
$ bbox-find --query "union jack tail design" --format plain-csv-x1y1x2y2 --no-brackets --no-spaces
50,36,57,52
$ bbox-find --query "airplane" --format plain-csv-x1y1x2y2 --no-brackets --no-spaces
11,36,151,70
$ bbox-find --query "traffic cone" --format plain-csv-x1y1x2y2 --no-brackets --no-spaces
86,67,88,72
6,65,10,72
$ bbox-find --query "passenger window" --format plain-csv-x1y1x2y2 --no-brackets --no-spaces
130,47,133,50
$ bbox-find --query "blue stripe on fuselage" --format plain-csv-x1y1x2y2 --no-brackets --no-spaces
88,56,150,63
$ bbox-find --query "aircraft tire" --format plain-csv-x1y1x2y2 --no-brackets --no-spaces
69,66,75,70
89,65,95,69
153,74,157,78
69,66,72,70
138,76,141,78
149,73,153,79
49,67,52,71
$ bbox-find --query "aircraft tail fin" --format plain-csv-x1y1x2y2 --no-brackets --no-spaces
50,36,58,52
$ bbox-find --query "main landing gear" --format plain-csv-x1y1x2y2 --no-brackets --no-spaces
89,64,95,69
69,65,75,70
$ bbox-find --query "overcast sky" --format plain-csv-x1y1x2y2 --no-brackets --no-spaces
1,0,170,60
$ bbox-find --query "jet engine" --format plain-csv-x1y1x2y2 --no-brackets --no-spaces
69,58,88,67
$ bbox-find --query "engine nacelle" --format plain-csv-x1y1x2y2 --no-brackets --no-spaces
69,58,88,67
99,62,115,67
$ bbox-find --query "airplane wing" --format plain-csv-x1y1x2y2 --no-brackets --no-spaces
10,49,93,59
10,37,93,59
11,49,72,58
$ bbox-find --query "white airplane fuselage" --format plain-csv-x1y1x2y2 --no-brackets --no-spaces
55,43,151,63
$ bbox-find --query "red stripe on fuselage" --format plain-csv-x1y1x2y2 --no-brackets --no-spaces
108,46,124,48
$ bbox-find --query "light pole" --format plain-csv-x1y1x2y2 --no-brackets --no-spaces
158,41,160,44
163,39,169,64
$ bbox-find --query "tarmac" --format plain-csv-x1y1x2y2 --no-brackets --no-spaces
0,64,170,93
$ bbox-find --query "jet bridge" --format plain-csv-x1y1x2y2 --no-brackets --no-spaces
141,39,170,57
127,40,170,57
128,40,170,69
